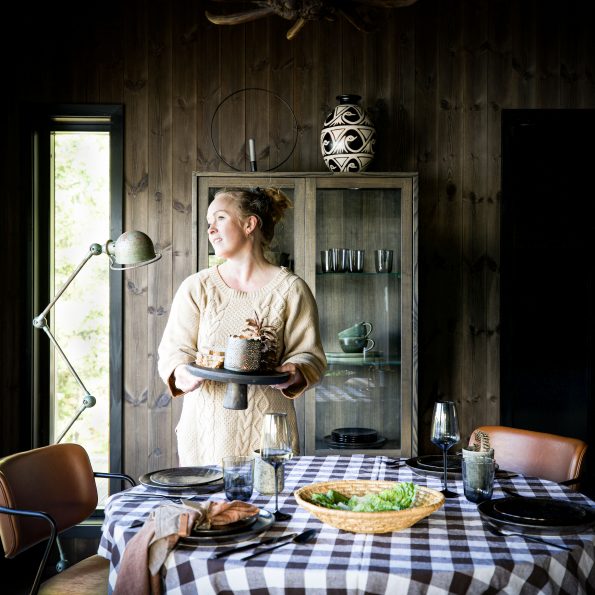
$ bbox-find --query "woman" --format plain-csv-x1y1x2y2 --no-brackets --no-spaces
158,187,327,466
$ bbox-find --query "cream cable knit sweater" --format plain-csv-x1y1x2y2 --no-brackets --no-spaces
158,266,327,466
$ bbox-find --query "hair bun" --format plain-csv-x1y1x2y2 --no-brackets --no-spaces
262,187,292,223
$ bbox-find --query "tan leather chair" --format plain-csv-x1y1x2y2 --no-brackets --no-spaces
0,443,134,595
470,425,588,485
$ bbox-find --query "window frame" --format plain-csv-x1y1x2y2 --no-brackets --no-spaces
29,104,123,480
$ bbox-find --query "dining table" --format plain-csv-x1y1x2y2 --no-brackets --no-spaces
98,454,595,594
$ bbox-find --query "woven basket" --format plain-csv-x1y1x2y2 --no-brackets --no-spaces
294,480,445,534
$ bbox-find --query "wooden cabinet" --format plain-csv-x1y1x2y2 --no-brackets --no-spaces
193,172,418,457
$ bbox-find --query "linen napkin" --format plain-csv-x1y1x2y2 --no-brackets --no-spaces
113,500,259,595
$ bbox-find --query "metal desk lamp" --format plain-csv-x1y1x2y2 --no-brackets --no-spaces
33,230,162,444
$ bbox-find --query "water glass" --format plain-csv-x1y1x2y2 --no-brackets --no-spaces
462,458,495,503
375,249,393,273
332,248,348,272
222,456,254,501
320,250,334,273
349,249,365,272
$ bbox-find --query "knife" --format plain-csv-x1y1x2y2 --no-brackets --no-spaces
241,528,317,560
211,532,298,559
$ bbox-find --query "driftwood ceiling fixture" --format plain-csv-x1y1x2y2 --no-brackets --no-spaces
205,0,420,40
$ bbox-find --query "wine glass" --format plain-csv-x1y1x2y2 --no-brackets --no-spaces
260,412,293,521
430,401,460,498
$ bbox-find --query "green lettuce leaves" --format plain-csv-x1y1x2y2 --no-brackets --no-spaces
309,482,417,512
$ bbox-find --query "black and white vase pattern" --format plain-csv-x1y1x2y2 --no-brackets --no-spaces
320,94,376,173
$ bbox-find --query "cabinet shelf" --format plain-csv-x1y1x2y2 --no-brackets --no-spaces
316,272,401,278
326,359,402,367
315,438,401,453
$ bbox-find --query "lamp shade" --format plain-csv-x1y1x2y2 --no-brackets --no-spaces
106,230,162,269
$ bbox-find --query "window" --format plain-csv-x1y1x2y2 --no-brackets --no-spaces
52,132,110,470
31,105,123,501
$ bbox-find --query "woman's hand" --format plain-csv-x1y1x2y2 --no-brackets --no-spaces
174,364,204,393
273,362,305,391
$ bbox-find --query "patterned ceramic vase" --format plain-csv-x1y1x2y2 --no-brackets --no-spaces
320,94,376,173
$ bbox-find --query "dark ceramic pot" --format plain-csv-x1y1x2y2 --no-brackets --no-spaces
320,94,376,173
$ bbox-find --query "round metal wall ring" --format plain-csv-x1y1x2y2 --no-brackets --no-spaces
210,87,299,172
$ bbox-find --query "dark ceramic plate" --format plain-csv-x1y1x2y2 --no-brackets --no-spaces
139,470,224,494
415,455,462,472
492,497,589,525
180,509,274,545
192,512,260,536
324,435,387,449
478,497,595,535
406,456,463,480
150,466,223,487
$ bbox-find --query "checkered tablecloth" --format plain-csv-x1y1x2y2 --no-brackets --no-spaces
98,455,595,594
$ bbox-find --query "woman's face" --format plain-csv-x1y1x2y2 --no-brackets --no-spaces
206,194,252,259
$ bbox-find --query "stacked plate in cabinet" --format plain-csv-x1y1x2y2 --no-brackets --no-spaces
324,427,387,449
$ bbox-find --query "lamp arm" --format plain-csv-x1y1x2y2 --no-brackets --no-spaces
39,324,94,399
54,399,93,445
33,244,103,326
32,243,103,444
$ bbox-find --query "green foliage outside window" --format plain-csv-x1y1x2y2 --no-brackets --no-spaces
53,132,110,499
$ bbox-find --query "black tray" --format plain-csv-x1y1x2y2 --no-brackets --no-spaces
179,509,274,545
187,364,290,385
478,496,595,535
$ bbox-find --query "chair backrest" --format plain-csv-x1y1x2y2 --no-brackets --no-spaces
470,425,588,483
0,443,98,557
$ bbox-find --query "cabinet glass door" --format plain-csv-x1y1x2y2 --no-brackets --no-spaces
195,177,300,274
307,183,412,455
193,173,416,458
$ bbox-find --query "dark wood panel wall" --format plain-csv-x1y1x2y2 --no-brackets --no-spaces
2,0,595,482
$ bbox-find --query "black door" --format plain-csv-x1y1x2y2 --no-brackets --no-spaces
501,109,594,496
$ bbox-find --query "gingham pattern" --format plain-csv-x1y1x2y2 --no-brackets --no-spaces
98,455,595,594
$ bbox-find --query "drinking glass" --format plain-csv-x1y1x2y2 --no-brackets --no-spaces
374,249,393,273
260,412,293,521
349,249,365,272
430,401,460,498
331,248,348,272
222,456,254,501
462,458,495,503
320,250,334,273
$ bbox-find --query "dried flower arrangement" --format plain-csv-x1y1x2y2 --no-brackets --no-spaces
241,312,278,370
